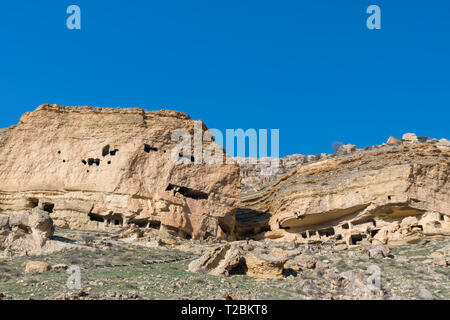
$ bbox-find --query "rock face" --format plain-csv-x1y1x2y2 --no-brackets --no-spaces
0,208,54,256
236,154,336,195
0,104,240,240
239,142,450,244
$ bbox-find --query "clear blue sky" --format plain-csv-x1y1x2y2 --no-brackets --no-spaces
0,1,449,156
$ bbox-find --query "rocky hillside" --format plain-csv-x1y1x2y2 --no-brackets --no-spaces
0,104,240,241
237,134,450,195
237,134,450,246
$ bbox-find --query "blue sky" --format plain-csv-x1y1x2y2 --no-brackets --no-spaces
0,1,449,156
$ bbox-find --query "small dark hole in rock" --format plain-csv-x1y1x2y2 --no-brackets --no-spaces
144,144,158,153
43,203,54,213
102,145,110,157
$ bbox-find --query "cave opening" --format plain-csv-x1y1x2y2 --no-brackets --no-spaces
109,214,123,226
131,219,148,228
149,221,161,230
88,212,104,223
26,198,39,208
350,234,363,245
43,203,54,213
102,145,110,157
166,184,208,200
144,144,158,153
318,227,335,237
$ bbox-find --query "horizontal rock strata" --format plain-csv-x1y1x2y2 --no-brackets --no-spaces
0,104,240,240
239,142,450,245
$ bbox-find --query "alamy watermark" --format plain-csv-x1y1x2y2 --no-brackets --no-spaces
170,121,280,176
66,265,81,290
66,5,381,31
367,5,381,30
66,5,81,30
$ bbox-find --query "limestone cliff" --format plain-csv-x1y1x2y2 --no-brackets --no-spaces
0,104,240,240
239,139,450,245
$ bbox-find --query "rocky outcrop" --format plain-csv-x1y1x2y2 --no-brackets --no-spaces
189,241,288,279
188,244,244,276
0,104,240,240
24,260,51,273
245,248,287,279
238,133,450,196
239,139,450,245
0,208,54,256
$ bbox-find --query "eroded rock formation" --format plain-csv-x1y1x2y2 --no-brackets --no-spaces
0,104,240,240
0,208,54,257
239,138,450,245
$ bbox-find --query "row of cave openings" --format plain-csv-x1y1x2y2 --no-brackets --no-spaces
88,212,162,230
144,143,196,163
60,142,198,173
26,198,54,213
80,145,119,170
88,212,200,240
293,213,447,245
86,185,210,232
293,219,381,245
78,144,162,172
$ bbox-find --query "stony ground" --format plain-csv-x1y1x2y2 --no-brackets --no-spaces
0,229,448,300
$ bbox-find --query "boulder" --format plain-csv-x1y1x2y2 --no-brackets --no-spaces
25,261,51,273
366,245,390,259
285,254,316,270
386,136,402,145
188,244,244,276
431,252,447,267
245,248,288,279
402,133,418,143
0,209,55,256
337,144,357,155
438,138,450,147
418,288,433,300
